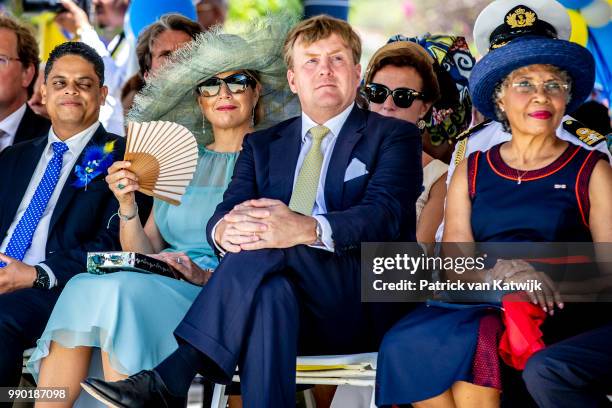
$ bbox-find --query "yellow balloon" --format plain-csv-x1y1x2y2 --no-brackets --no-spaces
567,9,589,46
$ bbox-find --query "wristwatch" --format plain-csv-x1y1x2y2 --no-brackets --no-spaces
33,265,50,290
313,219,323,246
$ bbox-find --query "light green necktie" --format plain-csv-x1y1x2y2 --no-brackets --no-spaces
289,125,330,215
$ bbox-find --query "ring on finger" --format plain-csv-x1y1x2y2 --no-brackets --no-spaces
117,183,126,190
176,257,182,264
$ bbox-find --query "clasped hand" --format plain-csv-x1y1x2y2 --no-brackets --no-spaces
216,199,317,253
0,253,37,294
492,259,563,315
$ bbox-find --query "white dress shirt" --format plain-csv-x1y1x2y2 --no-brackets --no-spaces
80,27,137,136
0,104,27,152
297,102,355,251
212,103,355,253
0,122,100,287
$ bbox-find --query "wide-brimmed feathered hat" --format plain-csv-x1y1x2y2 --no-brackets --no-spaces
469,0,595,120
128,14,301,146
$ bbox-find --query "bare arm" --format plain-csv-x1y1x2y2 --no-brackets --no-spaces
119,209,165,254
106,161,166,254
417,172,447,244
589,160,612,243
553,160,612,300
443,161,474,242
587,161,612,292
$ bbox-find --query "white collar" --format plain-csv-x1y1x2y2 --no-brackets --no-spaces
301,102,355,142
47,121,101,156
0,104,27,137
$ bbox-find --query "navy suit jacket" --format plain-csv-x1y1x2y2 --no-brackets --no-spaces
0,125,125,287
13,105,51,145
206,106,423,256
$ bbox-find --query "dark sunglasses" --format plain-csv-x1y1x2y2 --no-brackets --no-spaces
364,83,425,108
197,73,257,97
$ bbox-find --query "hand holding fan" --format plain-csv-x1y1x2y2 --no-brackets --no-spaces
125,121,198,205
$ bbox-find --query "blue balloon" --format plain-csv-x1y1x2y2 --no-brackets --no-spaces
557,0,594,9
126,0,197,38
587,22,612,102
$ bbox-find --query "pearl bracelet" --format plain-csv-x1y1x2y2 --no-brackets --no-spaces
117,203,139,221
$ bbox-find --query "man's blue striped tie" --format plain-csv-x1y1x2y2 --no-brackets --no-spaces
0,142,69,267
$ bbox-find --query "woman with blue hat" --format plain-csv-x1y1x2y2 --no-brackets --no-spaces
436,0,611,244
375,1,612,406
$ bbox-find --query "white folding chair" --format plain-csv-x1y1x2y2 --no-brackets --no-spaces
210,352,378,408
22,348,34,375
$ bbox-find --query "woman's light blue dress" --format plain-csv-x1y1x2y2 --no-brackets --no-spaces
27,148,238,381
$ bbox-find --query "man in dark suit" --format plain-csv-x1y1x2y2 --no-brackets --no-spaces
0,41,130,391
0,15,50,151
83,15,423,408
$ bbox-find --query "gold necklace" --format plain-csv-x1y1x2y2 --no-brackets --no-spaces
516,169,529,185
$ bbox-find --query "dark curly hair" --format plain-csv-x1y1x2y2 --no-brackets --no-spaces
45,42,105,86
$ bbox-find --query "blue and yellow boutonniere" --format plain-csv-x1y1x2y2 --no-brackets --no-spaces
73,140,116,189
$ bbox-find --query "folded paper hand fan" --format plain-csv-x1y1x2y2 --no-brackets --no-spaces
125,121,198,205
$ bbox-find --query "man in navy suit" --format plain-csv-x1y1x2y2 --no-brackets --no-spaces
0,15,50,151
0,42,132,391
83,15,423,408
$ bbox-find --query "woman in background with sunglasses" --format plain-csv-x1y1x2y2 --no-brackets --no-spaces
363,41,444,245
28,18,298,407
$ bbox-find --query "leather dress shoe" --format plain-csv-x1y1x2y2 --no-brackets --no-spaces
81,370,187,408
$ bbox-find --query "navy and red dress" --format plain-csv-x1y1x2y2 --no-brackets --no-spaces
375,142,607,406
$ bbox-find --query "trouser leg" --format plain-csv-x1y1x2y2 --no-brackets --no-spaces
523,324,612,408
237,274,299,408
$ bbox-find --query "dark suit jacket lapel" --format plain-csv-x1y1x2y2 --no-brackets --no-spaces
14,105,51,145
324,106,365,211
0,136,47,238
48,125,111,233
269,117,302,204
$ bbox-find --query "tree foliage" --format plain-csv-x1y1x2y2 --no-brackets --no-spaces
228,0,303,22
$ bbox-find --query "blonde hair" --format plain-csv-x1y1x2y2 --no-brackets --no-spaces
283,15,361,68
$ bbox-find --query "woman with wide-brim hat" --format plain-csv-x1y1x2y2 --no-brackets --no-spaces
27,15,298,407
375,1,612,407
456,2,612,406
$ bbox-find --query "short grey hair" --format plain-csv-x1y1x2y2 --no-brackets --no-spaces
136,13,202,76
492,64,572,133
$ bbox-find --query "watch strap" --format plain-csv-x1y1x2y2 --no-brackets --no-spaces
33,265,51,290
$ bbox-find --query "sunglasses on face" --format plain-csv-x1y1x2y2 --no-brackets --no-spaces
196,73,257,97
364,83,425,108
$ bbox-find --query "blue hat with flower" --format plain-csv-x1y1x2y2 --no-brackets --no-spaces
469,0,595,120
